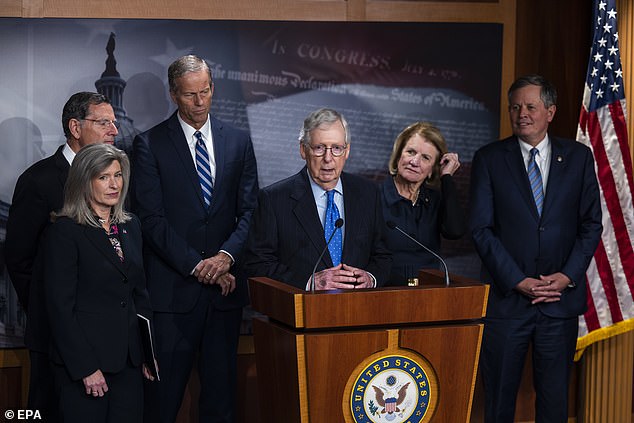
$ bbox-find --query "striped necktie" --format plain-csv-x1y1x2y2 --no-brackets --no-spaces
324,190,342,266
528,147,544,216
194,131,213,208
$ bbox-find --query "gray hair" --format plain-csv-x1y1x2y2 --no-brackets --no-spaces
56,143,131,227
508,74,557,108
168,54,213,94
298,108,350,146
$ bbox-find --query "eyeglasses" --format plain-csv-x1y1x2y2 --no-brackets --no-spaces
305,144,348,157
82,118,120,129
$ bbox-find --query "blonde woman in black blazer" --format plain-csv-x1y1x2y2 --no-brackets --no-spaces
45,143,154,423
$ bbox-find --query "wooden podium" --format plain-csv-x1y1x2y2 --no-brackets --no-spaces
248,270,489,423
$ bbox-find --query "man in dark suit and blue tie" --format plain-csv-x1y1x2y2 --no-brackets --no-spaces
245,108,391,290
132,55,258,423
5,92,118,422
470,75,603,422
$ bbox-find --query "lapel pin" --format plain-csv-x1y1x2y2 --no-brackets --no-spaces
557,155,563,163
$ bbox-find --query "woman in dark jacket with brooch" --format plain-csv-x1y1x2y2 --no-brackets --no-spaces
380,122,466,286
45,143,155,423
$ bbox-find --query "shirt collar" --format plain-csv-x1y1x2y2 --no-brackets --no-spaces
383,176,403,207
518,134,550,157
62,142,75,165
177,113,211,146
308,174,343,198
383,176,424,207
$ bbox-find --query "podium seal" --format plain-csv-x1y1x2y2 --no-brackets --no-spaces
346,353,437,423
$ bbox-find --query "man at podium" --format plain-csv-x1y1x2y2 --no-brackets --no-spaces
244,108,391,290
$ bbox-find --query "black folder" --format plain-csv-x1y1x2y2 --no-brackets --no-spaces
137,314,160,381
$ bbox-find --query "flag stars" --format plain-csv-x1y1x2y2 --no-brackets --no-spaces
603,23,613,33
591,67,599,77
608,45,618,55
610,82,620,92
598,0,606,10
605,59,614,69
615,68,623,78
594,52,603,62
598,38,607,47
600,75,608,84
596,88,604,98
607,8,617,19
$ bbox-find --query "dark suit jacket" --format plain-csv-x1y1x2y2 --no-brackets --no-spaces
5,145,69,352
244,168,392,289
470,136,602,319
132,113,258,312
44,216,152,381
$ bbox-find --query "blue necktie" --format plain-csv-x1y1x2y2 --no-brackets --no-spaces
194,131,213,208
324,190,342,266
528,148,544,216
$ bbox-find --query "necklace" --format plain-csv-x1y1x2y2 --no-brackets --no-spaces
411,189,420,206
394,176,420,206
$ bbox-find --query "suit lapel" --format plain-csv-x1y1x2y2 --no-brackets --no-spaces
504,138,541,220
542,137,567,217
209,117,226,214
117,222,142,274
167,113,207,211
292,169,331,267
83,225,127,276
53,146,70,188
340,173,359,263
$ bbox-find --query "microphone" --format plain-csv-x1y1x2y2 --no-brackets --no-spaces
310,218,344,293
386,220,450,287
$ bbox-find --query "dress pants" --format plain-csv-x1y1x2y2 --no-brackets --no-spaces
52,359,143,423
144,288,242,423
27,350,59,423
481,309,578,423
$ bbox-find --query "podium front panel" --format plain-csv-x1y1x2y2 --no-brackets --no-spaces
254,317,483,423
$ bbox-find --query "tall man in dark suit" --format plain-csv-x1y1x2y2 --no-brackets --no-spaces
4,92,118,421
132,55,258,423
470,75,602,423
245,108,391,290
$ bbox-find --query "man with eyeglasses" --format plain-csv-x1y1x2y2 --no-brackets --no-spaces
245,107,391,290
5,91,118,422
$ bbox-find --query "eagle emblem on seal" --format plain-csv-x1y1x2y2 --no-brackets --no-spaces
372,381,410,415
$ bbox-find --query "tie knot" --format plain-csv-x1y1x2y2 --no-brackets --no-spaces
327,190,335,202
195,131,204,144
530,147,539,159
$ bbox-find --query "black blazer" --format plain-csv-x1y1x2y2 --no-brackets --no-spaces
132,113,259,312
244,168,392,289
44,215,152,381
470,136,603,319
5,145,69,352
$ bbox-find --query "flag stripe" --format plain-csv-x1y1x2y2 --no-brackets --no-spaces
575,0,634,358
609,101,634,193
587,110,634,281
594,239,623,324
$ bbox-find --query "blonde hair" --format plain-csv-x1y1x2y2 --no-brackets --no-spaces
388,122,448,186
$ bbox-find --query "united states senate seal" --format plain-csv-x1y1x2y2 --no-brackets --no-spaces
346,353,437,423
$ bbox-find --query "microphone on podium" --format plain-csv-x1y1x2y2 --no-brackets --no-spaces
386,220,450,287
310,218,344,293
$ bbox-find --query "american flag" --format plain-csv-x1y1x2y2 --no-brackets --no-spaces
576,0,634,359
